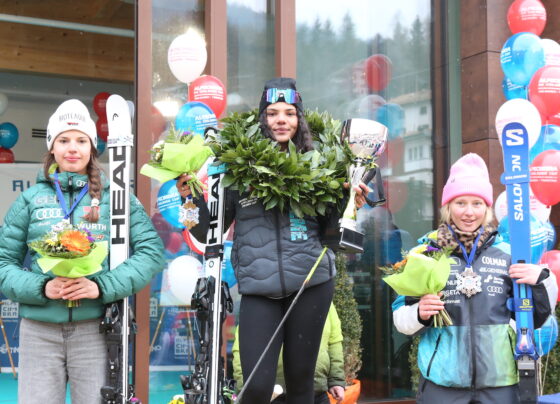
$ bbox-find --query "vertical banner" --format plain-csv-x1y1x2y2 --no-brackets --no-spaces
0,296,19,371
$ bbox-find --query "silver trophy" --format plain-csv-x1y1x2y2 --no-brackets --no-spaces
339,118,388,253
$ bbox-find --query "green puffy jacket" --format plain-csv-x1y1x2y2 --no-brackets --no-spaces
0,170,164,323
232,303,345,393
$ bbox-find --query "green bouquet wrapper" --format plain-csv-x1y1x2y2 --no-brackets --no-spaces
35,241,108,278
383,251,453,297
140,136,214,184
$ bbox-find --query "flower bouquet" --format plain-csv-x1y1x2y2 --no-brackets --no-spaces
28,222,108,307
140,126,214,197
381,244,454,327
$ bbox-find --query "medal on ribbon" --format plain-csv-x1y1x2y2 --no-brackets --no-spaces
180,199,200,230
455,266,482,298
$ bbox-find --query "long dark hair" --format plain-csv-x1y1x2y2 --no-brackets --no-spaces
43,145,103,223
259,108,314,152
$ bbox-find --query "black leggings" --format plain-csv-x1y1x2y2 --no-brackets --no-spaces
238,279,334,404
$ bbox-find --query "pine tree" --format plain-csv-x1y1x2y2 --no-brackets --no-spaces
333,252,363,384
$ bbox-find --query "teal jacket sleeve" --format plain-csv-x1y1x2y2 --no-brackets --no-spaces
0,192,50,305
93,195,165,303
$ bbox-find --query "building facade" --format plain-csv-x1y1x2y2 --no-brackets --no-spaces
0,1,558,403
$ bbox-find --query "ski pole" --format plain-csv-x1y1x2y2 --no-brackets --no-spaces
149,308,166,353
0,303,16,379
234,247,328,403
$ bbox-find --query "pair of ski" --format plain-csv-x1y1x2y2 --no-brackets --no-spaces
501,122,539,404
101,96,234,404
100,94,138,404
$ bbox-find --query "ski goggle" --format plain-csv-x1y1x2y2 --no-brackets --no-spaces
265,88,301,104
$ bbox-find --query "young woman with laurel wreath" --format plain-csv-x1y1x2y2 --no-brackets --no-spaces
177,77,368,404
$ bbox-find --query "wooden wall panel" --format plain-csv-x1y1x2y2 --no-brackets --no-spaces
0,22,133,82
0,0,133,28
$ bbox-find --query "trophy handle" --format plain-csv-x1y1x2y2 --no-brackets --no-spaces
362,167,386,207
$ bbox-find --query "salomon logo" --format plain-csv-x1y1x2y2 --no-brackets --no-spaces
505,128,524,146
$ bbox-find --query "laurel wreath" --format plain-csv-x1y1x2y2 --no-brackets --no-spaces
207,109,356,218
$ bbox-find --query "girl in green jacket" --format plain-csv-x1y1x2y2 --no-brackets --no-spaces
0,99,164,404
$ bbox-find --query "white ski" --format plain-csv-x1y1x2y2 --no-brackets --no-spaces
101,94,136,404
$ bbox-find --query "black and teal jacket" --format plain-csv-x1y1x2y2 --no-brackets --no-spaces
392,230,557,389
0,171,165,323
190,190,341,298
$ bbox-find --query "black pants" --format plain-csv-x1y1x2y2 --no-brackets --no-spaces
238,279,334,404
417,376,520,404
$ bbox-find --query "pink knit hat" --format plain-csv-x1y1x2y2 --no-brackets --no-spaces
441,153,493,207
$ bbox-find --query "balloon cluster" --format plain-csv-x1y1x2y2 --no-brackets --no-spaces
156,28,227,234
93,92,110,156
497,0,560,311
498,0,560,209
0,121,18,163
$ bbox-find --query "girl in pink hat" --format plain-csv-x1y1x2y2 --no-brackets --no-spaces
392,153,557,403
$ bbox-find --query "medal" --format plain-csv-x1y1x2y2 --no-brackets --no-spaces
447,224,484,298
456,266,482,298
180,199,200,230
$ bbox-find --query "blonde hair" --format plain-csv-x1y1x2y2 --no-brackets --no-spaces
440,202,494,227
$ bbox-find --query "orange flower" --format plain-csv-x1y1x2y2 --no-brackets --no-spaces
393,258,408,270
59,230,91,256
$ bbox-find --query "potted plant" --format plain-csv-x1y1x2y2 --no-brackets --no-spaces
331,252,363,404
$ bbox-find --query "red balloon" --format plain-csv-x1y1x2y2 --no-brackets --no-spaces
539,250,560,301
151,212,171,246
547,112,560,126
0,147,14,163
93,92,111,117
364,55,393,93
529,66,560,122
188,75,227,118
382,179,408,213
182,229,205,255
166,231,183,254
96,118,109,142
530,150,560,206
377,136,404,169
507,0,547,36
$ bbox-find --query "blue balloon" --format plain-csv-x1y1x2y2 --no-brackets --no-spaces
375,103,404,139
535,315,559,356
96,138,107,156
530,125,560,163
222,240,237,288
175,101,218,137
157,179,184,229
0,122,19,148
544,221,557,251
502,77,527,100
498,215,548,263
501,32,545,86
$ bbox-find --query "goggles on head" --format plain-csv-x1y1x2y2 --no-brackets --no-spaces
265,88,301,104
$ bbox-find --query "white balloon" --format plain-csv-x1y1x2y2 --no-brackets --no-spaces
493,189,551,223
167,255,203,305
542,39,560,67
494,191,508,222
530,190,552,223
168,30,207,84
495,99,541,149
0,93,8,115
357,94,386,119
